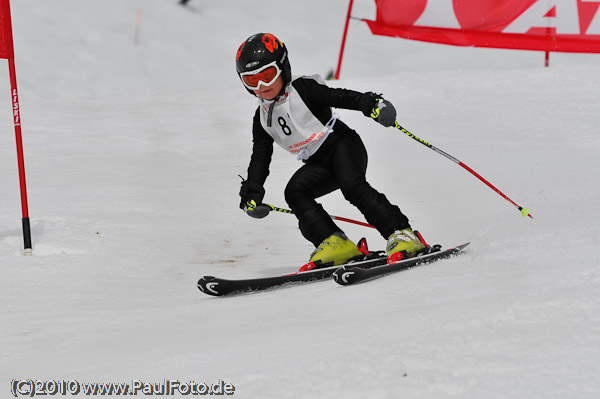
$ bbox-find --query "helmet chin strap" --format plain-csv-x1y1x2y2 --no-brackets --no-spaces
266,83,288,127
267,99,276,127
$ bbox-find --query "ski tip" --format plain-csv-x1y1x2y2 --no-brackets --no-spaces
198,276,222,296
453,242,470,252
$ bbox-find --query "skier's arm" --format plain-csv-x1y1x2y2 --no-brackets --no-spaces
247,109,274,185
292,77,365,110
293,78,397,127
240,109,274,211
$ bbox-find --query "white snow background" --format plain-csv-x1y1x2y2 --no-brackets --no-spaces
1,0,600,398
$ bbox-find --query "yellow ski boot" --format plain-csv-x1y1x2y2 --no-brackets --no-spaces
386,228,427,262
300,232,363,271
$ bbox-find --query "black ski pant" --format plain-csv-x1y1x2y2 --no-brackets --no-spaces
284,128,410,247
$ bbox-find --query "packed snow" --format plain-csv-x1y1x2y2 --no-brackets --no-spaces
1,0,599,398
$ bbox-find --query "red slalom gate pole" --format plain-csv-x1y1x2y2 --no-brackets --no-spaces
8,57,32,255
335,0,354,80
262,203,375,229
2,0,32,255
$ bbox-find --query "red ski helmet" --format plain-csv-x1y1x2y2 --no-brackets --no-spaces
236,33,291,96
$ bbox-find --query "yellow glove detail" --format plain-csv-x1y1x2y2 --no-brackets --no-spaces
245,199,257,212
370,107,380,119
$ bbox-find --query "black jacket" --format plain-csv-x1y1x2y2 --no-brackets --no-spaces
246,77,368,185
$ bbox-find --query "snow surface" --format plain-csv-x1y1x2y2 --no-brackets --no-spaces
1,0,600,398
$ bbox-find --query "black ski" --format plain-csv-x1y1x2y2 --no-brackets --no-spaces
198,253,388,297
332,243,470,286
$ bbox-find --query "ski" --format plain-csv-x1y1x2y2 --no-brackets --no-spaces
332,243,470,286
198,253,388,297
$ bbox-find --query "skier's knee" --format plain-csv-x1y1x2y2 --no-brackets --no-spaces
284,181,310,207
340,179,370,205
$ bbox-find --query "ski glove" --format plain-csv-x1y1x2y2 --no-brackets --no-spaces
359,92,397,128
239,180,265,216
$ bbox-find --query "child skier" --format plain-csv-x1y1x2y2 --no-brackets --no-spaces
236,33,425,268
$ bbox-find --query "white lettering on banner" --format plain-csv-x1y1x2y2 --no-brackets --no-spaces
410,0,600,36
414,0,460,28
582,0,600,34
504,0,600,35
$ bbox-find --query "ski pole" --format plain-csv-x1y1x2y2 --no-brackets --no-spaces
393,121,532,219
238,175,377,228
253,202,375,229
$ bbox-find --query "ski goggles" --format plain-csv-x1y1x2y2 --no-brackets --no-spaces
240,61,282,90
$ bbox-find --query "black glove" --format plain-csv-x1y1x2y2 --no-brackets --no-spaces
239,180,265,213
359,92,397,128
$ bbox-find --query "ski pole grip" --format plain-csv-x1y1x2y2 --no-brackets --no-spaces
246,204,272,219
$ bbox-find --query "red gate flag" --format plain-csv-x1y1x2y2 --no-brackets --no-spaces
365,0,600,53
0,0,32,255
0,0,15,58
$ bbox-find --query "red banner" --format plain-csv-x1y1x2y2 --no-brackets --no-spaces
366,0,600,53
0,0,14,59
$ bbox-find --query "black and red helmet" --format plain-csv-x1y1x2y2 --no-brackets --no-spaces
235,33,291,95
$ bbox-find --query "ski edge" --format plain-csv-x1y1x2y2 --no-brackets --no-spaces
332,242,470,286
197,254,389,297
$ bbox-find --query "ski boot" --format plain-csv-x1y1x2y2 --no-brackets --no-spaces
386,228,427,263
299,232,365,272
